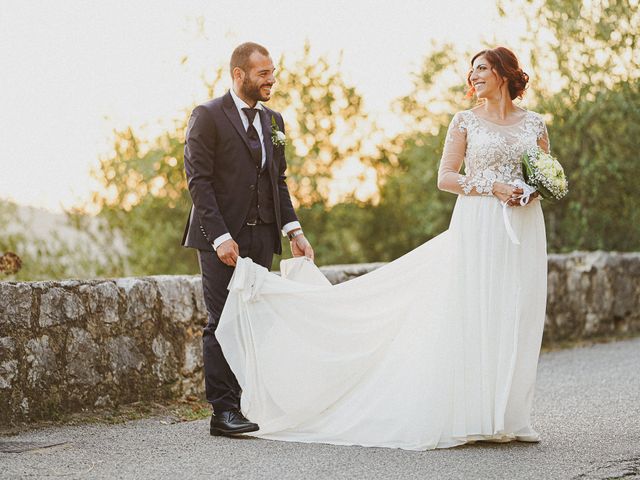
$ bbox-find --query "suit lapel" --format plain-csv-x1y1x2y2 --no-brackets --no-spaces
221,91,253,155
259,108,274,174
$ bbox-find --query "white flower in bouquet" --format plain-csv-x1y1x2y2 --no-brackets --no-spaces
522,147,569,200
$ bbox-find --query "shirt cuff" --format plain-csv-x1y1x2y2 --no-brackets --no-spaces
281,221,301,237
212,233,232,251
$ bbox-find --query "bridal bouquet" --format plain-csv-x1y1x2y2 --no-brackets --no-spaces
521,147,569,201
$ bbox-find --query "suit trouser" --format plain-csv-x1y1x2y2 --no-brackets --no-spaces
197,223,277,413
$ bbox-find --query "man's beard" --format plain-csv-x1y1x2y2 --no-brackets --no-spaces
241,77,271,103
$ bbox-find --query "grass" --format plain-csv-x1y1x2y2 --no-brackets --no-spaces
0,396,211,437
541,332,640,353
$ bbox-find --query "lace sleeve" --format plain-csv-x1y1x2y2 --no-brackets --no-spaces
536,116,551,154
437,113,481,195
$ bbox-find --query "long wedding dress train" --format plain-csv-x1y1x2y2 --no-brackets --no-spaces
216,109,549,450
217,195,546,450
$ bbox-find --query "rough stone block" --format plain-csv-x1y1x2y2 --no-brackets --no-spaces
181,375,204,397
39,288,85,327
584,312,601,335
0,360,17,389
80,282,119,324
25,335,58,387
182,336,202,376
320,262,385,285
0,336,16,356
155,276,194,324
0,283,31,328
66,328,100,386
107,336,145,381
152,334,177,383
116,278,157,327
186,276,207,324
94,394,113,408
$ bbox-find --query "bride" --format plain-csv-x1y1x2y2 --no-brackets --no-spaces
216,46,550,450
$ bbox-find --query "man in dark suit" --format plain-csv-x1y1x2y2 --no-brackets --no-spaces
182,42,314,437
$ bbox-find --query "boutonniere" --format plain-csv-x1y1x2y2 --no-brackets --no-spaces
271,115,287,146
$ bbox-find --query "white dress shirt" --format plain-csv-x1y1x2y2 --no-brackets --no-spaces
212,89,301,250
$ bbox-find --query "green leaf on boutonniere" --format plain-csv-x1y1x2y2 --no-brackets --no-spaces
270,115,287,146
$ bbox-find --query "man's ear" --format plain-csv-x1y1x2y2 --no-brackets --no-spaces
232,66,245,82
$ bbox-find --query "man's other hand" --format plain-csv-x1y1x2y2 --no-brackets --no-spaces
217,238,240,266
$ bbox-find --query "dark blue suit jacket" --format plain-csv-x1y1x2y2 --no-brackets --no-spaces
181,91,298,255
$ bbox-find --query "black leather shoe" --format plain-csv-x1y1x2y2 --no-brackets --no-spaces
210,410,259,436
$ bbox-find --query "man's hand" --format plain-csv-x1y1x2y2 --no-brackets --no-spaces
216,238,239,267
290,234,314,260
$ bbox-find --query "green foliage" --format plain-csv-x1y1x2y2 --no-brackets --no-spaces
84,122,198,276
356,47,469,260
0,200,124,281
74,69,229,277
8,1,639,280
270,43,378,208
360,0,640,257
506,0,640,251
518,0,639,99
540,81,640,251
268,43,380,265
289,201,374,265
358,131,456,262
394,43,467,132
83,44,377,273
371,0,640,257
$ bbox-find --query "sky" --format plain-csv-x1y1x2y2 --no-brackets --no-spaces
0,0,523,213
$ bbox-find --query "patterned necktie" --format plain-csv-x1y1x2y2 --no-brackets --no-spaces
242,107,262,168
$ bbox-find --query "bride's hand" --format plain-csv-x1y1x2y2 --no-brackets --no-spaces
492,182,524,207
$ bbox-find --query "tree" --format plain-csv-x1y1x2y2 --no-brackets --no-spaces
84,44,379,274
83,118,199,276
19,0,640,280
367,0,640,257
268,43,380,264
501,0,640,251
0,199,124,280
353,46,469,261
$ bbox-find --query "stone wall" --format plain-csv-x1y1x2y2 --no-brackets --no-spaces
545,252,640,343
1,251,639,425
0,276,207,426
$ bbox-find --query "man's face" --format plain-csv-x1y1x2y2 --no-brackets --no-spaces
240,52,276,103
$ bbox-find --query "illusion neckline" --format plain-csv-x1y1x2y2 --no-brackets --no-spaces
470,109,529,127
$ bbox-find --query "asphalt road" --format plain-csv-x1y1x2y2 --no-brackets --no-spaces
1,338,639,480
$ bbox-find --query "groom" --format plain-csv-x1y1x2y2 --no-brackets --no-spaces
182,42,314,437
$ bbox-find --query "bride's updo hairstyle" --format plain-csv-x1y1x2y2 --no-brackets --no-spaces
466,47,529,100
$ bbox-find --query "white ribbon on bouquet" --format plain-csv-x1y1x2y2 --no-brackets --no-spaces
501,179,537,245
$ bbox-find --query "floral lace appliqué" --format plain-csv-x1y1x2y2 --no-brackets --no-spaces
454,110,547,195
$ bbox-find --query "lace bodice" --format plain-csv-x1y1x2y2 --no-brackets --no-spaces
438,109,550,195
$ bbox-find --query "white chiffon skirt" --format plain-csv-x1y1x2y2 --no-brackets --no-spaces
217,196,547,450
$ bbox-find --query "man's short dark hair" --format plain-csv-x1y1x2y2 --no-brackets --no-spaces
230,42,270,77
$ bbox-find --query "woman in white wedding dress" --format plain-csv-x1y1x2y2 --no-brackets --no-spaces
216,46,550,450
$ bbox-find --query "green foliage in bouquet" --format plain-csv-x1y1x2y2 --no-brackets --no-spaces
521,147,569,202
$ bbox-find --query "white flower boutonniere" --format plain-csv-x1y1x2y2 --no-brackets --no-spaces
271,115,287,146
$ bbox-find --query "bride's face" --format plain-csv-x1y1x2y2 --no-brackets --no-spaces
469,56,504,100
